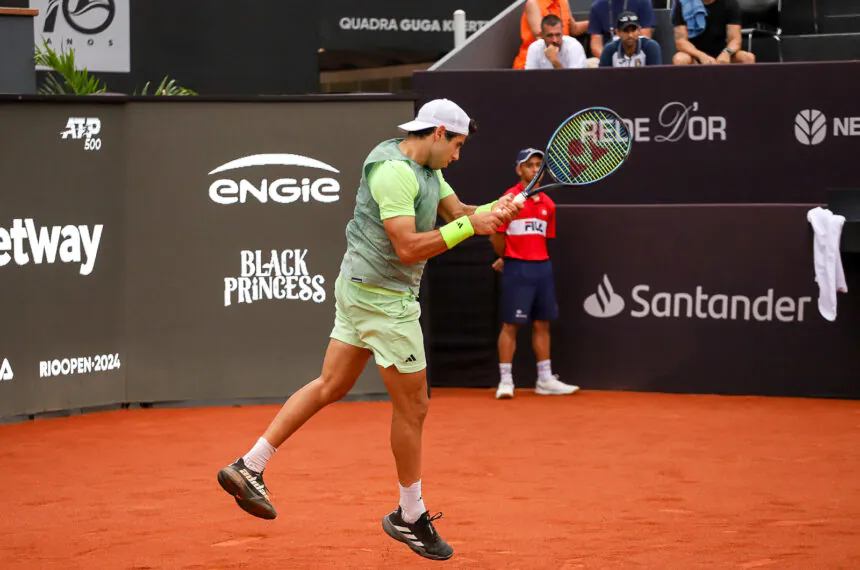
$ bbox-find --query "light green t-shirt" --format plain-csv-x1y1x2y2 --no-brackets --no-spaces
368,161,455,220
349,161,455,296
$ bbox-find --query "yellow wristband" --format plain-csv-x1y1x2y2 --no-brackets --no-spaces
474,200,498,214
439,215,475,249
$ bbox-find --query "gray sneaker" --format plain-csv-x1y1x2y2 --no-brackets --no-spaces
217,458,277,520
382,507,454,561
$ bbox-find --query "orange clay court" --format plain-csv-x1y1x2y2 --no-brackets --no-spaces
1,388,859,569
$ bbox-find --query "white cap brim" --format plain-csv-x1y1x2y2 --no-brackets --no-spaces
397,119,469,136
397,119,437,133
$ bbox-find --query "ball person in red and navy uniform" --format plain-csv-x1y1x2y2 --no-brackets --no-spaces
490,148,580,399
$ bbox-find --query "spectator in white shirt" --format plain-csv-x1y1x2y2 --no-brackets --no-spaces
525,14,587,69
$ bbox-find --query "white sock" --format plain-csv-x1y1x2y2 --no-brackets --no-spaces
537,359,553,382
399,480,426,524
242,437,276,473
499,363,513,384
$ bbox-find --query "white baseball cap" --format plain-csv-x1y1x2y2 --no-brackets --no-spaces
398,98,472,136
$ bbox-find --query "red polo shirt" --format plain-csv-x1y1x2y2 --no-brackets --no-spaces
497,183,556,261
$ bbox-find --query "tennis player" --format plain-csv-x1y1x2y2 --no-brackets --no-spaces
217,98,522,561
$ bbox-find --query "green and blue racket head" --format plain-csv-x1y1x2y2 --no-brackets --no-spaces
521,107,632,199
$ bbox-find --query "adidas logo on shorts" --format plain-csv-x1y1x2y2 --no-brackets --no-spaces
404,354,417,363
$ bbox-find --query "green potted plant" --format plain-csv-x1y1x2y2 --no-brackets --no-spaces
34,39,197,96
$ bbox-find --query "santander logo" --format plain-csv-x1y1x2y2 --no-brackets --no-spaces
583,275,625,318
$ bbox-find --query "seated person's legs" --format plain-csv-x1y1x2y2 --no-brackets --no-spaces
673,51,695,65
732,50,755,64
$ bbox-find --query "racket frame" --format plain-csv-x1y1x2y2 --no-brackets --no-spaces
514,106,630,204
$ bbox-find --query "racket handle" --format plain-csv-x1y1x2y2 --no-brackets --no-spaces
513,192,527,205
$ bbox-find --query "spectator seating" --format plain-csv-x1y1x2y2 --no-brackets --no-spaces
657,0,860,63
739,0,782,61
757,0,860,62
433,0,860,71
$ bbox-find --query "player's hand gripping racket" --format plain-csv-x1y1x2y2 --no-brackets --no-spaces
513,107,632,204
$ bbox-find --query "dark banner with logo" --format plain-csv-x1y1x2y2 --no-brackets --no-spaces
428,205,860,397
319,0,512,51
416,62,860,397
0,103,126,418
414,62,860,205
0,97,413,421
124,100,413,403
552,205,859,397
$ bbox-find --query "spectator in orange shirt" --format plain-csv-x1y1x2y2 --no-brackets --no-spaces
513,0,589,70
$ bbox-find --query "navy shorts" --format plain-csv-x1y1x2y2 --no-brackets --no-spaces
501,259,559,324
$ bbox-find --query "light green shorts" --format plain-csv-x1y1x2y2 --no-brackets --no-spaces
330,274,426,373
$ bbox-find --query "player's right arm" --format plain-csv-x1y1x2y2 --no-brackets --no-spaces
383,215,501,265
370,161,506,265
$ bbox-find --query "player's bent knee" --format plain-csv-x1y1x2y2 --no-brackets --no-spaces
393,393,429,426
401,383,429,415
410,399,429,423
381,367,429,418
316,372,355,404
403,392,429,423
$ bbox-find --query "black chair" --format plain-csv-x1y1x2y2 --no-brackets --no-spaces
738,0,783,61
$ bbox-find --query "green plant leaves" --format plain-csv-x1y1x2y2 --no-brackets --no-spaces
134,76,197,96
34,39,197,97
34,38,106,95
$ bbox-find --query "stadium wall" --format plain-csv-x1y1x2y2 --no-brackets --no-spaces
0,95,414,421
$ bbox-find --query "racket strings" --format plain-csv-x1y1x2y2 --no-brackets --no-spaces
545,109,630,185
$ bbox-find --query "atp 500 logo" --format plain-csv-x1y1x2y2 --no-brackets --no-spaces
61,117,102,150
208,154,341,205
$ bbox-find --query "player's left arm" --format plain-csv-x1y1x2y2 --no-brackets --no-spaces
436,172,520,223
436,172,476,222
438,194,477,222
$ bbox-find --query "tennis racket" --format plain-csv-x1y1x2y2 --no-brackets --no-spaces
513,106,632,204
